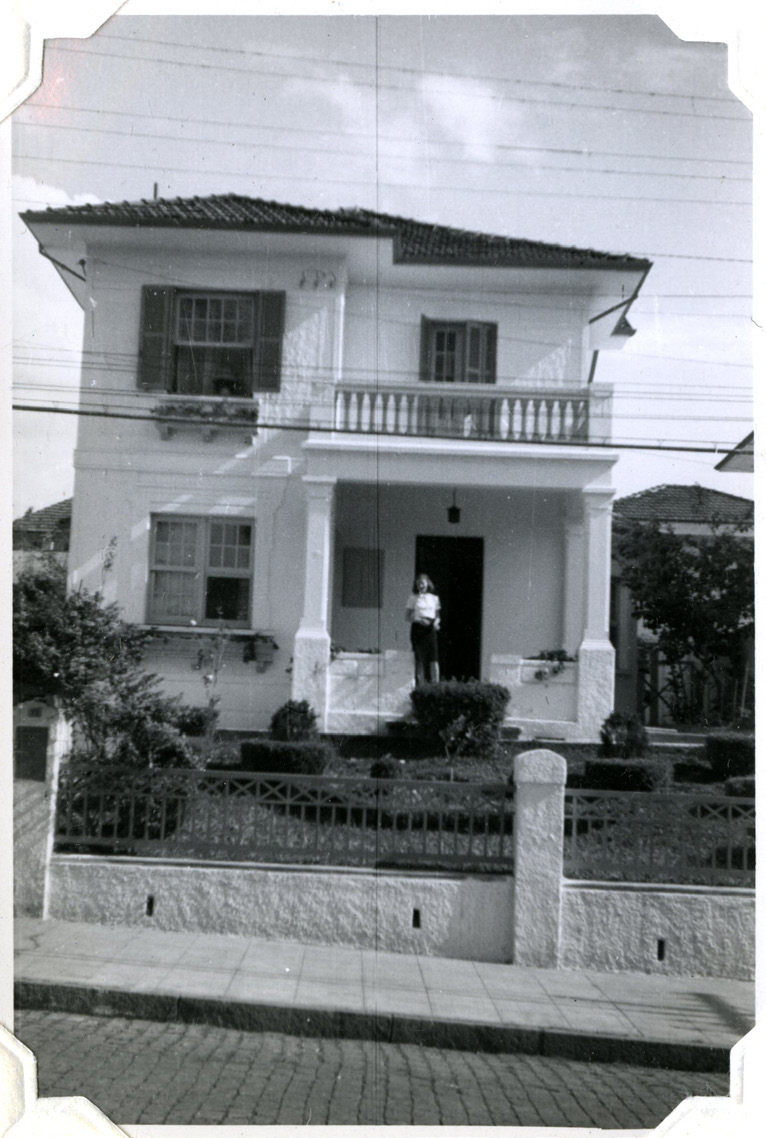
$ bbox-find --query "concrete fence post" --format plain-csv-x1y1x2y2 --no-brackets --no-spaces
512,748,567,968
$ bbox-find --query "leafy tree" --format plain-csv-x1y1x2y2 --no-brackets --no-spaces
13,557,193,767
613,517,754,725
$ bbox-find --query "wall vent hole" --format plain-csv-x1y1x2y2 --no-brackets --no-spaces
412,908,421,929
657,938,665,962
146,895,155,917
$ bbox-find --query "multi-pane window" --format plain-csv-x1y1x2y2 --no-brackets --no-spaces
421,319,497,384
148,516,253,626
174,293,255,397
138,287,285,394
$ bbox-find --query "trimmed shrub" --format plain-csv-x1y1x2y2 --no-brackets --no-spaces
173,704,214,737
369,757,402,781
705,733,755,780
583,759,668,792
724,775,756,798
409,680,510,757
673,758,718,785
599,712,649,759
269,699,318,742
240,738,332,775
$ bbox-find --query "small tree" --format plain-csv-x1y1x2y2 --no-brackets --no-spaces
13,557,192,767
613,516,754,725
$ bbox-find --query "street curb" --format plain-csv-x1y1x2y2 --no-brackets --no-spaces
14,980,732,1073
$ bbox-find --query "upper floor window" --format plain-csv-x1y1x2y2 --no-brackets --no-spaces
138,287,285,395
420,319,497,384
148,515,253,627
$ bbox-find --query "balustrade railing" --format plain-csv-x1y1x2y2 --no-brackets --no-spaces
564,790,755,887
333,385,591,443
54,766,515,871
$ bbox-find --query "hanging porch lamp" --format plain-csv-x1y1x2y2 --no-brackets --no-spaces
447,489,461,525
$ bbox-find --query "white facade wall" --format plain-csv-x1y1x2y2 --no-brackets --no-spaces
331,482,566,665
343,286,587,388
63,235,617,735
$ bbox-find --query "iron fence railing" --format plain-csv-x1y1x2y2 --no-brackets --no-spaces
564,790,755,887
54,766,515,871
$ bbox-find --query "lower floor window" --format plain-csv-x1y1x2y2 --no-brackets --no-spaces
148,515,253,626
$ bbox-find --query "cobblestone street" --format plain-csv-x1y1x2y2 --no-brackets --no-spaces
14,1010,729,1127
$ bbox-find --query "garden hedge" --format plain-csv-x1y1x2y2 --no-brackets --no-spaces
239,738,333,775
582,758,669,793
705,733,755,780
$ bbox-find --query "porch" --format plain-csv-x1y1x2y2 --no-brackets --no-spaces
290,472,617,741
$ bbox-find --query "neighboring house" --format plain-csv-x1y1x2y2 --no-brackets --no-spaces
22,194,653,740
715,431,754,474
611,484,754,727
12,498,72,578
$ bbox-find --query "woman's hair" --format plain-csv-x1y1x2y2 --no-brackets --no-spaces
412,573,435,593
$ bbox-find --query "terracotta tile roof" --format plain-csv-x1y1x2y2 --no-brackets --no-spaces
613,484,753,525
13,499,72,551
21,194,651,271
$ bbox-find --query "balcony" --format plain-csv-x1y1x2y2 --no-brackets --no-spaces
151,395,259,442
329,384,612,446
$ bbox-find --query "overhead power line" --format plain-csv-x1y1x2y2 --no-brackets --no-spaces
93,30,743,107
48,42,751,125
12,119,752,184
11,400,752,455
19,100,752,169
13,150,751,207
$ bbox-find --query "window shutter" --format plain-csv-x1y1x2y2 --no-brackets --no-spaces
420,317,434,382
138,286,174,390
485,323,497,384
254,291,285,391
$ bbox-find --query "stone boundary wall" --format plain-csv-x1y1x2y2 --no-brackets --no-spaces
46,857,514,963
40,748,754,978
560,881,755,980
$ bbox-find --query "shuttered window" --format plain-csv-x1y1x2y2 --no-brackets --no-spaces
420,319,497,384
138,287,285,394
148,516,253,626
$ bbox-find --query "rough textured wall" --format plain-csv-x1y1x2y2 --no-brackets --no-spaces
48,859,514,962
13,781,49,917
561,883,755,980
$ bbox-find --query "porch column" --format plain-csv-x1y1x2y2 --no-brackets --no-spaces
576,488,615,739
562,516,585,658
292,476,336,728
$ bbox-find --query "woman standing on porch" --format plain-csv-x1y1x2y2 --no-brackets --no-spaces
406,574,441,686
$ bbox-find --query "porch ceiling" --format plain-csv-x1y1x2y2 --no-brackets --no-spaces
303,435,617,489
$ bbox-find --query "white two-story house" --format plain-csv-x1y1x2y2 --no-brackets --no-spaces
22,194,651,740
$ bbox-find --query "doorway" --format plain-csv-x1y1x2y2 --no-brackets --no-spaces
415,535,484,680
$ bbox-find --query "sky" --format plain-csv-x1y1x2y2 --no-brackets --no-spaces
10,6,756,514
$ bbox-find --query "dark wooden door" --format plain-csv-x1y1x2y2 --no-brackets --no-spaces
415,535,484,680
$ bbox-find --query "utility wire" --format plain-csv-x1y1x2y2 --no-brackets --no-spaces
11,401,752,454
12,120,752,184
47,42,751,124
13,151,751,207
18,100,753,168
93,30,743,106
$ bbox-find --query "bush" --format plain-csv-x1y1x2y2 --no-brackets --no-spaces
725,775,756,797
583,759,668,792
409,680,510,757
705,733,755,780
240,738,332,775
672,758,719,785
269,700,318,742
173,704,213,737
599,712,649,759
369,757,402,781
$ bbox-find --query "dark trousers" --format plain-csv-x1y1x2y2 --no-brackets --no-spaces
411,622,440,686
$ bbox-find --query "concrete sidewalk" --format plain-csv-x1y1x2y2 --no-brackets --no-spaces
14,917,755,1072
